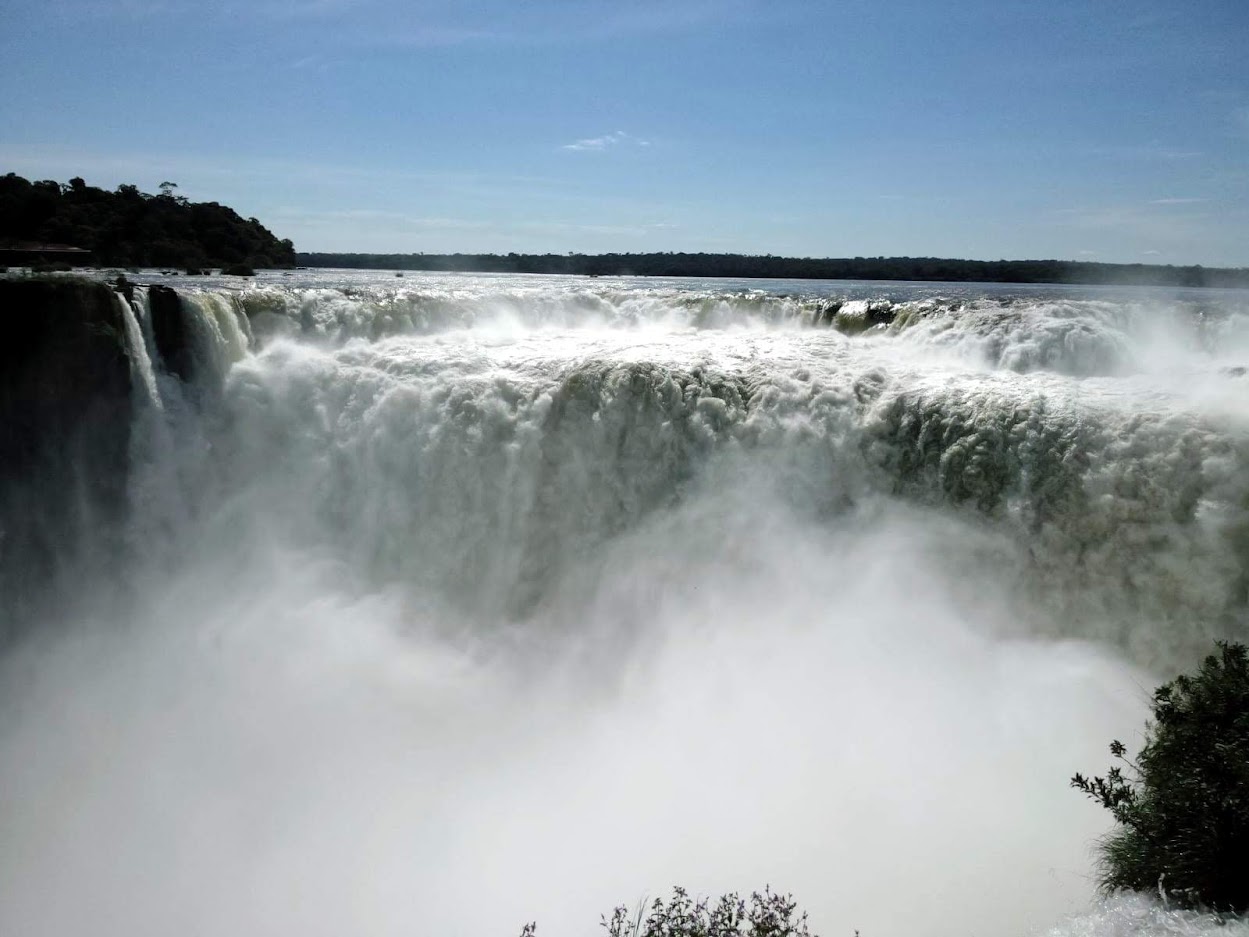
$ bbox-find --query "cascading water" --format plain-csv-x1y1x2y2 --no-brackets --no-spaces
1,272,1246,937
115,291,163,411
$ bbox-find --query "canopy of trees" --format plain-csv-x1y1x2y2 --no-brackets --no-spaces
298,251,1249,288
0,174,295,269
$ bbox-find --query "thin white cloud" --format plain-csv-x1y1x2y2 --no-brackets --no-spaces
272,208,495,231
562,131,650,152
50,0,363,19
361,0,757,48
517,220,657,237
1142,249,1162,255
268,0,361,14
588,0,754,38
1051,203,1213,248
1150,197,1208,205
1232,106,1249,138
0,143,571,194
48,0,753,41
289,54,337,70
59,0,190,17
1085,144,1204,161
372,24,506,47
224,0,365,18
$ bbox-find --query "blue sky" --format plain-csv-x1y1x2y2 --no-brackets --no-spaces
2,0,1246,264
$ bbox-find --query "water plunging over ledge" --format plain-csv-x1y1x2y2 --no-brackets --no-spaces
2,270,1247,937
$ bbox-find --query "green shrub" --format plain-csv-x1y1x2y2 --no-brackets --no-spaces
1072,641,1249,911
519,886,817,937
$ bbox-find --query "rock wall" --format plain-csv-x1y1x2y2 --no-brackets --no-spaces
0,278,134,632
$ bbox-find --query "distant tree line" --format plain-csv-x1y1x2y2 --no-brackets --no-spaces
0,173,296,269
297,251,1249,288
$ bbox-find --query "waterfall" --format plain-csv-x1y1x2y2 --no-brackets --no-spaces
1,273,1246,937
115,289,163,410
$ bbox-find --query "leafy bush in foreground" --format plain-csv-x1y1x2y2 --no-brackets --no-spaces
519,886,818,937
1073,641,1249,911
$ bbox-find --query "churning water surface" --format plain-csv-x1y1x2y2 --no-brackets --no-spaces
2,271,1248,937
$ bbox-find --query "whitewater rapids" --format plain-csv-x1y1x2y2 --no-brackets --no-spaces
1,271,1247,937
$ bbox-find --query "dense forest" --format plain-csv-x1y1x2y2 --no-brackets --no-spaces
0,174,295,270
298,251,1249,288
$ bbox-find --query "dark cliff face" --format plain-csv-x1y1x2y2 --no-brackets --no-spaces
148,284,194,382
0,278,134,631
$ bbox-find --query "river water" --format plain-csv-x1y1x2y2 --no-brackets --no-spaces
2,270,1247,936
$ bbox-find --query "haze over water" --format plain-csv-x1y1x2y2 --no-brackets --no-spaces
2,271,1248,936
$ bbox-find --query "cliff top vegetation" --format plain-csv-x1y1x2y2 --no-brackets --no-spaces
0,173,295,270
